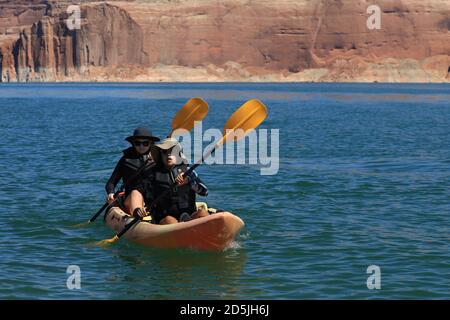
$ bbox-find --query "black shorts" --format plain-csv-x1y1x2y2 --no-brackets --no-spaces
152,208,192,224
133,181,154,205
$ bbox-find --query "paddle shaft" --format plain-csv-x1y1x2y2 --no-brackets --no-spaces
185,111,256,175
115,214,140,239
89,201,110,223
185,133,228,175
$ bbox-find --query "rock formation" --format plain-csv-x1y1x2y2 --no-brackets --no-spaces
0,0,449,82
1,1,147,82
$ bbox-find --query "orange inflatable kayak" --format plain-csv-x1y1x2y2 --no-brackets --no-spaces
104,206,245,251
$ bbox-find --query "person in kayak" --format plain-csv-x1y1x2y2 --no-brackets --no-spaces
105,127,160,206
129,137,209,224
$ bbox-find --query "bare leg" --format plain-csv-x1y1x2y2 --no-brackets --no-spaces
160,215,178,225
191,208,209,220
124,190,145,215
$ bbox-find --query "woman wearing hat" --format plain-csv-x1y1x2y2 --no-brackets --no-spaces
129,138,209,224
105,127,160,205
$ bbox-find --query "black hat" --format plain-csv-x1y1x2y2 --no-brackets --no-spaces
125,127,160,143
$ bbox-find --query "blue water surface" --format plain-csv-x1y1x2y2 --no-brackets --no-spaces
0,82,449,299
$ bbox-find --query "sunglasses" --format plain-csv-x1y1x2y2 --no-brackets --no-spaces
133,140,151,147
160,147,174,154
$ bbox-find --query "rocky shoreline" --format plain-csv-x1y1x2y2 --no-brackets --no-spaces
1,0,449,83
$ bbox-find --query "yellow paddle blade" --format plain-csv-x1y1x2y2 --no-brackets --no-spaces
222,99,268,144
70,221,90,228
171,97,209,134
95,235,119,246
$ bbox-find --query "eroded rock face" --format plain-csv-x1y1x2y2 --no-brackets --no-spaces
0,0,449,82
1,1,147,82
115,0,450,81
0,0,48,32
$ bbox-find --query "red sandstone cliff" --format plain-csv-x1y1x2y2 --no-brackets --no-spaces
0,0,449,82
0,1,147,82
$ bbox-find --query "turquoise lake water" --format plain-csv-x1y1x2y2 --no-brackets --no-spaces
0,83,449,299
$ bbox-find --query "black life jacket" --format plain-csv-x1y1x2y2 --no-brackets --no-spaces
121,147,152,187
152,164,197,215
